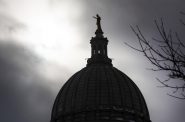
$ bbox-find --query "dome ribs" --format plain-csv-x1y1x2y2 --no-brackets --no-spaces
58,71,79,113
72,67,89,112
50,15,151,122
111,68,127,107
75,66,93,111
106,66,122,106
84,66,97,108
65,68,85,113
98,66,109,105
103,66,113,107
116,69,150,121
134,84,150,118
117,69,135,108
51,70,80,120
51,65,151,122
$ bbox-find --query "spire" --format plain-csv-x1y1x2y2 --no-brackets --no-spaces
87,15,112,66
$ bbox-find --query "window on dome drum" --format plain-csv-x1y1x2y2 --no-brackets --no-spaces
98,50,100,54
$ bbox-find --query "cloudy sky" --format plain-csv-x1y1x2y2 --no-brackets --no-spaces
0,0,185,122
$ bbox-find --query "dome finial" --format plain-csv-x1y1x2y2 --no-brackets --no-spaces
87,15,112,66
93,14,104,37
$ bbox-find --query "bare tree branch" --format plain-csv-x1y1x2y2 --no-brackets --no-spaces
127,13,185,99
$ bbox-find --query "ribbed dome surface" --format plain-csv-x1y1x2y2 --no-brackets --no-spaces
51,15,151,122
51,64,150,122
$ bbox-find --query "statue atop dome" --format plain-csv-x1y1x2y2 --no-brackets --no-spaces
93,14,101,30
86,14,112,66
50,15,151,122
93,14,103,36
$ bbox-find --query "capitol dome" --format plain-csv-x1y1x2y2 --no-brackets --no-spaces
50,15,151,122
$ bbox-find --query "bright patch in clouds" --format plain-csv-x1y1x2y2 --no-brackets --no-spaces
3,0,85,66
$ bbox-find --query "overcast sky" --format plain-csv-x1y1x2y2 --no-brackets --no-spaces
0,0,185,122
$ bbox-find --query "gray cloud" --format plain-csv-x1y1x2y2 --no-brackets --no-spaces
0,0,185,122
0,13,26,38
78,0,184,44
77,1,185,122
0,41,56,122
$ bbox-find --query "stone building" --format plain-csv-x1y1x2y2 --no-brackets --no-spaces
50,15,151,122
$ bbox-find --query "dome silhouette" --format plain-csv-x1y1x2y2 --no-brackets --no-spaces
51,15,151,122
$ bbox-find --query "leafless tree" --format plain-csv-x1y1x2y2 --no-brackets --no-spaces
126,12,185,99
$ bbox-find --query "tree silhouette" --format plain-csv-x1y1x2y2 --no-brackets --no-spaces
126,12,185,99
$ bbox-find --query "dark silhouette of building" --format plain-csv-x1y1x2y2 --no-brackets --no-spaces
50,15,151,122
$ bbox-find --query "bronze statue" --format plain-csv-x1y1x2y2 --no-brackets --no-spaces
93,14,102,30
93,14,103,36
